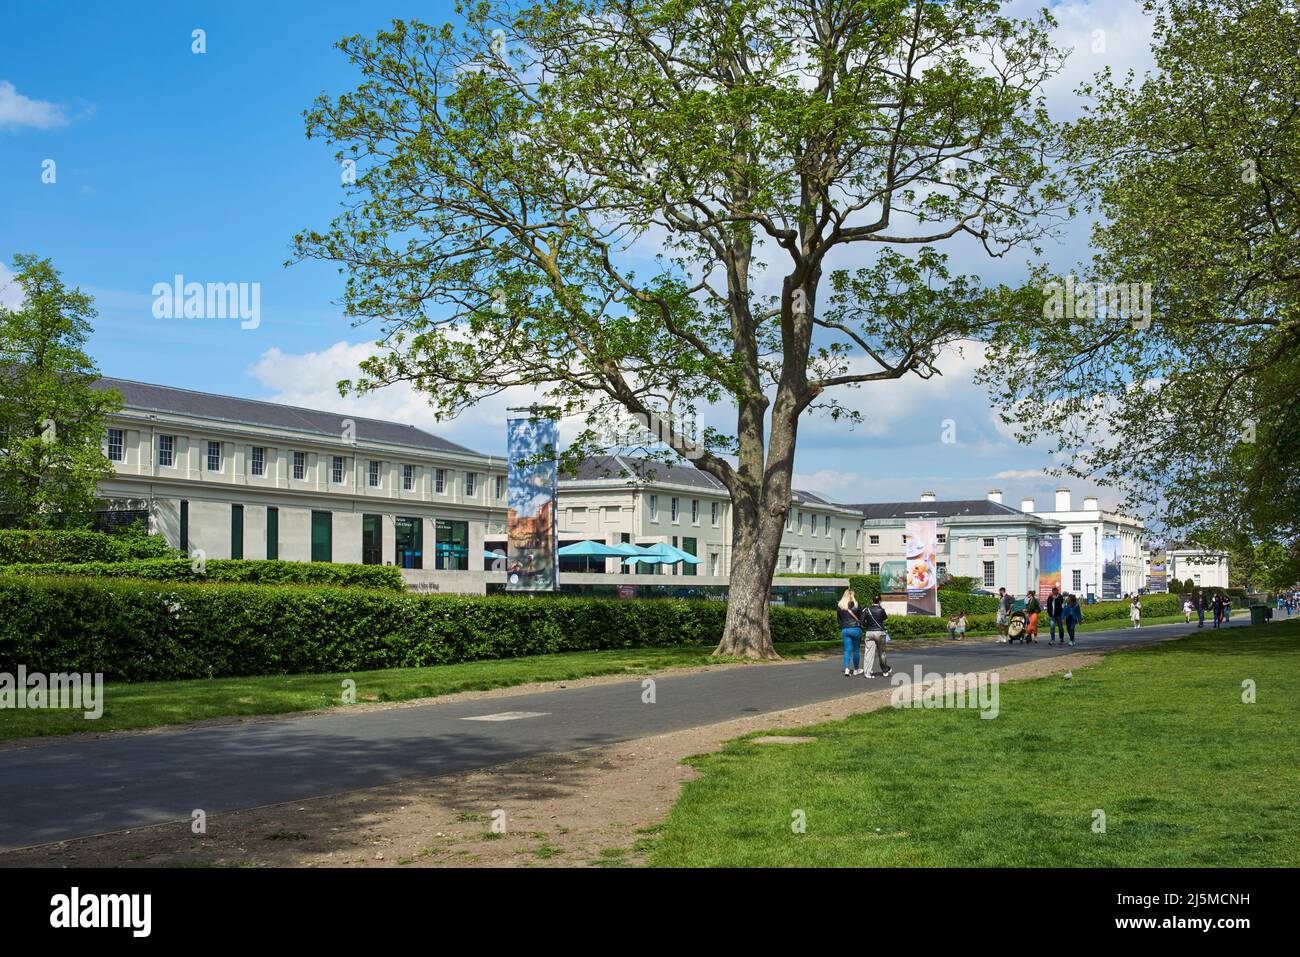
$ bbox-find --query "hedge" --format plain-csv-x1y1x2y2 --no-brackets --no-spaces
0,529,173,565
0,576,837,681
0,558,404,591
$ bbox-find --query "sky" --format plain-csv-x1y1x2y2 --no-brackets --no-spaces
0,0,1158,515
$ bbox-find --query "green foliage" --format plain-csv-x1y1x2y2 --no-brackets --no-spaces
940,575,980,593
0,577,836,681
936,591,1000,616
846,574,881,599
0,254,121,527
0,528,171,565
0,558,403,590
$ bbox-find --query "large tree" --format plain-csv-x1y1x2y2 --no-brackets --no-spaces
981,0,1300,552
295,0,1066,657
0,254,120,528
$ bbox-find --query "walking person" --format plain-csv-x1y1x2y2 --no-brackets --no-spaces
1222,595,1231,626
1196,589,1207,627
837,588,864,676
1212,593,1223,628
859,594,893,678
996,587,1012,642
1063,593,1083,646
1183,595,1194,623
1025,591,1041,642
1047,586,1065,645
1130,594,1142,628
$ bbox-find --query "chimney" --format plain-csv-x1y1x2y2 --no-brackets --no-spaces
1020,497,1035,512
920,491,936,502
1083,495,1099,511
987,489,1003,504
1055,487,1071,512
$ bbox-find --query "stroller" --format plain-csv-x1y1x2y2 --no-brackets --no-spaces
1006,609,1029,643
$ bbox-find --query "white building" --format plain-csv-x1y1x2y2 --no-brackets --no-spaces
1029,488,1146,598
850,489,1062,595
1148,543,1231,591
95,378,509,591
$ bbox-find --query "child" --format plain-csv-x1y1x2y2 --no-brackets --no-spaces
1183,597,1193,623
947,614,960,641
955,612,967,641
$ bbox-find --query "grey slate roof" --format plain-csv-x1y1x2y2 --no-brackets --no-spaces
95,377,481,456
847,499,1033,520
561,454,727,491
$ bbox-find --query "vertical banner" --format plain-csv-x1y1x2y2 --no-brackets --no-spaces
1038,536,1062,602
905,520,939,616
506,417,559,592
1147,547,1168,593
1102,534,1122,600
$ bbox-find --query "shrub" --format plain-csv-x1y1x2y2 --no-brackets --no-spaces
0,576,837,681
0,528,174,565
1,558,404,591
846,574,882,599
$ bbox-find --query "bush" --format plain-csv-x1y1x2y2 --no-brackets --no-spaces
0,528,174,565
0,558,404,591
0,576,837,681
847,574,882,599
935,590,1000,615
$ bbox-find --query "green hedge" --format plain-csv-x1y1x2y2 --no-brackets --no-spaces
0,576,837,681
0,558,404,591
0,529,173,565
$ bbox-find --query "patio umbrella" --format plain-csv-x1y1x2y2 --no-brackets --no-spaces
640,541,703,564
557,540,624,558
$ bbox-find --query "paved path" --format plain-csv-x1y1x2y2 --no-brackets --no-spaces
0,619,1247,850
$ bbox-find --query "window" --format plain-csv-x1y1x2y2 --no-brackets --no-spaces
368,460,381,487
785,511,793,532
824,515,830,536
332,455,344,484
230,505,244,560
107,428,124,463
648,494,658,521
797,512,804,533
785,554,792,569
495,475,505,499
293,451,306,481
266,507,278,560
362,514,382,565
250,446,264,476
180,500,189,554
1071,533,1083,554
465,472,476,497
1072,569,1082,591
810,515,818,536
311,511,332,563
982,537,995,548
691,499,699,524
403,464,415,491
435,519,469,570
709,553,719,576
206,440,221,472
711,502,719,526
810,558,818,573
395,516,424,569
869,562,881,575
937,533,946,544
840,561,846,574
983,561,996,587
681,537,697,577
670,497,679,522
435,468,446,494
158,434,175,468
937,561,947,578
840,528,847,548
869,534,880,546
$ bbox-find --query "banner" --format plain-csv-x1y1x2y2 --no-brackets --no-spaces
904,520,939,616
1147,547,1168,593
1038,536,1062,603
1102,534,1122,600
506,417,559,591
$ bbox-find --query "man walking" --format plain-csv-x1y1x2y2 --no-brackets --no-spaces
1196,589,1207,628
996,587,1012,642
1046,586,1065,645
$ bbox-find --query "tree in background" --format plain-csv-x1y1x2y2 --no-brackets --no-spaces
981,0,1300,556
295,0,1066,657
0,254,120,528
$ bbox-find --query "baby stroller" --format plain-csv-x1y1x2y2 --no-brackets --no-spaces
1006,609,1028,643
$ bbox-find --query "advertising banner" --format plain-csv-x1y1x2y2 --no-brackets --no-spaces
904,520,939,616
506,417,559,591
1147,547,1168,593
1102,534,1123,600
1038,536,1062,603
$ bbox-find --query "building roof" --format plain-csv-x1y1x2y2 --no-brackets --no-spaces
562,454,728,491
95,377,481,456
847,499,1037,520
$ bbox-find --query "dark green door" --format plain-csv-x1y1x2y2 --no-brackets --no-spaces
362,514,382,565
266,507,278,560
230,504,244,560
311,511,332,562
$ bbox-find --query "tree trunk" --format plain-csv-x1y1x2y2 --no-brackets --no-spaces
713,505,785,658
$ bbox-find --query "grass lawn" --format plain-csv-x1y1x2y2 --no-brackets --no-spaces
0,640,838,740
648,620,1300,867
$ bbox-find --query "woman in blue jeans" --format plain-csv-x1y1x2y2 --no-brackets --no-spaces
837,589,863,677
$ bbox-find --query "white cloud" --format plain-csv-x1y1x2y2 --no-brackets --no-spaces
0,262,23,310
0,80,67,130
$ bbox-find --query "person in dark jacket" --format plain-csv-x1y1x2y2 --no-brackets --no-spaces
1046,587,1065,645
859,594,893,678
1062,593,1083,646
837,589,864,676
1196,589,1207,627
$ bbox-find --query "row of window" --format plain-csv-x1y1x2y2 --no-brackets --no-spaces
646,495,721,527
107,429,504,498
783,555,863,574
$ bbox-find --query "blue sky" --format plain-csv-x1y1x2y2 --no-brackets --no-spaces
0,1,1158,513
